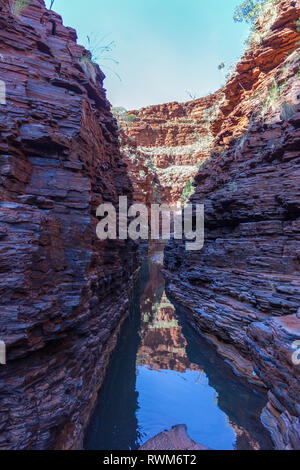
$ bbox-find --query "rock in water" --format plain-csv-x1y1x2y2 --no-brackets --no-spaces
139,425,210,450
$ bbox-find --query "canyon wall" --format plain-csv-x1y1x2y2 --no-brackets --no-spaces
120,89,225,206
0,0,138,449
163,0,300,449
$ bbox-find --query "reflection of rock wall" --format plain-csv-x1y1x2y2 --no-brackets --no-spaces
164,0,300,450
0,0,138,450
137,258,199,372
138,297,197,373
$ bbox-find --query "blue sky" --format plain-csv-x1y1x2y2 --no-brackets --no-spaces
48,0,250,110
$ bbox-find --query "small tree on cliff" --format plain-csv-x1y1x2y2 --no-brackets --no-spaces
111,107,128,119
234,0,280,25
233,0,266,24
234,0,280,45
122,114,137,125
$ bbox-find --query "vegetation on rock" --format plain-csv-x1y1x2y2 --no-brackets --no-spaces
180,179,195,204
234,0,281,45
79,53,97,83
10,0,29,16
122,113,137,125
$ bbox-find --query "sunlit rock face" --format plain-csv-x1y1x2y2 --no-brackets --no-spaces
0,0,138,449
120,91,226,206
164,0,300,450
120,2,300,211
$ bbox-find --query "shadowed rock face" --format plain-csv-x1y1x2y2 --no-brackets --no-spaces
0,0,138,449
163,0,300,450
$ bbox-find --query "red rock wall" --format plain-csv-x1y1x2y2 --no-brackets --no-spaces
0,0,138,449
121,0,300,209
121,90,225,205
164,0,300,449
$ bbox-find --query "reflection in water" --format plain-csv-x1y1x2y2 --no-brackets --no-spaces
84,247,273,450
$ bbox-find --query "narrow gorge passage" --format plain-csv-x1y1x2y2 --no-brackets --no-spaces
84,245,273,451
0,0,299,454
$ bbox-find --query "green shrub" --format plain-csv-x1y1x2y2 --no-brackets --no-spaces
261,79,286,116
296,18,300,32
144,158,156,172
10,0,29,16
180,179,195,204
111,107,127,119
202,94,225,128
233,0,278,25
122,113,137,125
82,35,121,81
235,0,280,46
233,0,265,24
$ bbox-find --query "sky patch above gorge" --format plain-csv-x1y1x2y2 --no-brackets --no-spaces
50,0,250,109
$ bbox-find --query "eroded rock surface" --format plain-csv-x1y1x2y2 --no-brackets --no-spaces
164,0,300,449
120,91,225,206
0,0,138,449
139,425,210,451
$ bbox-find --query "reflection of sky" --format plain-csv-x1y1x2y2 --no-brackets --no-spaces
84,253,271,451
136,366,236,450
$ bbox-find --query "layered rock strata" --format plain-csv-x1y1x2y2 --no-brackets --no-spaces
121,0,300,211
0,0,138,449
120,92,225,206
164,0,300,449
